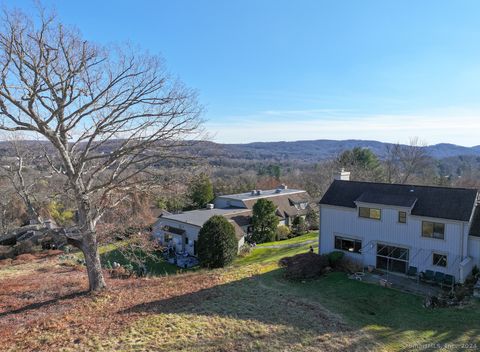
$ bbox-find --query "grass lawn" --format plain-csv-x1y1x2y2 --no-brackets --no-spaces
256,231,318,247
100,247,181,276
74,242,181,276
234,231,318,266
2,234,478,351
234,241,315,266
230,232,480,350
257,270,480,350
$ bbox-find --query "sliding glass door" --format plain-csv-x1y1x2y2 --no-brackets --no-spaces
376,243,409,274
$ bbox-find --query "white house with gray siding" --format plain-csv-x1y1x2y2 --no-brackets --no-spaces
319,174,480,284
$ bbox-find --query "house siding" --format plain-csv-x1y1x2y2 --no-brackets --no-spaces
152,219,202,256
319,204,468,281
214,197,245,209
468,236,480,268
153,218,245,256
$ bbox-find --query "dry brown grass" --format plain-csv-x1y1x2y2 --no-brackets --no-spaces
0,253,376,351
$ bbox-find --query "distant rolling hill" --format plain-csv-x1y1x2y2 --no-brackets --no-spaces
212,139,480,162
1,139,479,164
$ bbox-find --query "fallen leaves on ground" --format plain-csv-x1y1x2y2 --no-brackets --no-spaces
0,252,375,351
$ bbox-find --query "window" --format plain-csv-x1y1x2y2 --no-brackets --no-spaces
398,211,407,223
433,253,447,267
376,243,410,274
359,207,381,220
162,225,185,235
185,237,189,245
335,236,362,253
422,221,445,239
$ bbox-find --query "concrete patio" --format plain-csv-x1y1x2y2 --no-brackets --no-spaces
349,270,444,296
166,253,199,268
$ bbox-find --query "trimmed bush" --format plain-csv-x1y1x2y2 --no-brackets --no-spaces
197,215,238,268
238,243,252,257
276,225,291,241
291,216,307,237
306,206,319,230
472,265,479,277
279,252,329,280
0,245,14,259
338,256,363,273
327,251,344,268
454,286,470,302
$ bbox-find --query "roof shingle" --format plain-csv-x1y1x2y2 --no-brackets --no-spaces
320,180,477,222
355,191,418,208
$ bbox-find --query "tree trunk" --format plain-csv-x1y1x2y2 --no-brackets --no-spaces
70,191,107,292
80,231,106,291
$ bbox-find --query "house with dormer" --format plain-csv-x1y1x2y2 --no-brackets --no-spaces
319,172,480,283
153,185,310,256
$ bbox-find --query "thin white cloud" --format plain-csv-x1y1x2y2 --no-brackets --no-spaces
207,108,480,146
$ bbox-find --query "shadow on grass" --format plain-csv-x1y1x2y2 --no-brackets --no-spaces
0,290,89,318
121,268,376,351
122,269,480,350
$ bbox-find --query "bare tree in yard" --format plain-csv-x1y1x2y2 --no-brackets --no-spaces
0,178,26,231
0,9,203,290
0,137,43,224
384,137,431,184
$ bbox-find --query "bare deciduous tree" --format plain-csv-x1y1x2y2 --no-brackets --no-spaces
0,136,43,224
384,137,431,184
0,8,203,290
0,178,25,232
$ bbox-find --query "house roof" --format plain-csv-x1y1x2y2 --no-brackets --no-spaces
227,219,248,241
159,208,251,228
150,207,172,219
226,212,252,227
242,192,310,219
320,180,478,222
217,188,306,202
355,191,418,208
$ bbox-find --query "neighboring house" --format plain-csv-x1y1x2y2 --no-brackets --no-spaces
215,185,310,226
152,208,251,256
153,185,310,256
319,172,480,283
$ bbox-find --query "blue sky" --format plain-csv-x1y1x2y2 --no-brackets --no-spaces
6,0,480,145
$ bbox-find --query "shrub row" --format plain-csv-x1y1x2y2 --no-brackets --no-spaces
279,250,355,281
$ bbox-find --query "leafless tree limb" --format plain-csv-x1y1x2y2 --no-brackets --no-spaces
0,8,204,290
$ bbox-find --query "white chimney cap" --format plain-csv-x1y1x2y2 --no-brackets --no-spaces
334,169,350,181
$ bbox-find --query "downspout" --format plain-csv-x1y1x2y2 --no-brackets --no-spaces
318,204,321,254
460,222,466,283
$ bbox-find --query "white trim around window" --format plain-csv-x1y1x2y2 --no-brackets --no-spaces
432,252,448,267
